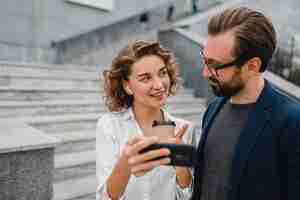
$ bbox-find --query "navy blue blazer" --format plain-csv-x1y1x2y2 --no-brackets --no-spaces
192,80,300,200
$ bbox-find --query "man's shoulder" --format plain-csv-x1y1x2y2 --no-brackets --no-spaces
270,86,300,123
206,97,225,113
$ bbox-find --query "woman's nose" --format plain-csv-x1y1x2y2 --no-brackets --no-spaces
152,77,163,89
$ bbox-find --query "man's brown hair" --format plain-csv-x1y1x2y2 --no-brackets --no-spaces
208,7,277,72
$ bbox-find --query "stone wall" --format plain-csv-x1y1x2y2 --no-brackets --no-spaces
0,120,58,200
0,0,173,64
158,28,214,101
54,6,169,66
0,149,54,200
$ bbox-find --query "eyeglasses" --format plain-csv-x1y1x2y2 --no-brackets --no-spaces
199,51,245,76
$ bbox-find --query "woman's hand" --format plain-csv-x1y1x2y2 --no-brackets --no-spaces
166,123,192,189
168,123,189,144
122,136,171,177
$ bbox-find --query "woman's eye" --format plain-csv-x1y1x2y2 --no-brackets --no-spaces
139,76,150,82
160,70,168,77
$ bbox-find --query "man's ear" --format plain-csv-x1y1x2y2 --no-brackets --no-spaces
122,80,133,95
246,57,262,73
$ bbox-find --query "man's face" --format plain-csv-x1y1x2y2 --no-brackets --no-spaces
201,31,246,98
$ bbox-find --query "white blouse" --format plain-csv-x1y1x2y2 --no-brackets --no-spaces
96,108,198,200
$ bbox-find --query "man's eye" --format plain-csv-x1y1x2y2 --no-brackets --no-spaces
205,59,213,65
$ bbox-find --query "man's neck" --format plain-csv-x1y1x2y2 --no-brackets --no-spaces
230,75,265,104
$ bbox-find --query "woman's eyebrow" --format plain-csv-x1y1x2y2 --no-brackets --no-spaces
159,66,167,71
136,66,167,78
137,72,150,77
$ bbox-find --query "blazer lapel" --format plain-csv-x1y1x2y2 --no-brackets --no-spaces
228,81,276,199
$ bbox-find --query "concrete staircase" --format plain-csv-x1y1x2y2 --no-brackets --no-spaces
0,62,206,200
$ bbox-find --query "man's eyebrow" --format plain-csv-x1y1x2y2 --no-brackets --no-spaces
201,51,223,64
205,56,224,64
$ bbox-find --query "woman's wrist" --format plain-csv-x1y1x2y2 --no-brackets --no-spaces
175,166,192,188
119,151,132,175
106,155,131,200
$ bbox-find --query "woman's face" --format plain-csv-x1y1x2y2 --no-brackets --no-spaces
124,55,171,110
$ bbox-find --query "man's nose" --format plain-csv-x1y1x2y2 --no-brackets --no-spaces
202,65,211,79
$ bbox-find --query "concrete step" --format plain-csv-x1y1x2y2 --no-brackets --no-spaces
18,107,203,125
0,97,204,117
0,61,99,72
15,106,205,133
53,175,95,200
71,193,95,200
0,90,102,101
0,100,105,117
0,64,101,81
54,150,95,183
53,130,95,154
17,107,204,126
0,77,102,92
27,113,101,133
0,88,196,102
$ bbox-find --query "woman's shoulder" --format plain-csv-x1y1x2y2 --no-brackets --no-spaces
98,108,133,120
97,109,130,127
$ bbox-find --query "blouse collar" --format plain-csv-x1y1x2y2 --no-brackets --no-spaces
121,107,172,122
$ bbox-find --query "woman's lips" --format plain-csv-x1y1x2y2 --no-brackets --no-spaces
150,92,167,100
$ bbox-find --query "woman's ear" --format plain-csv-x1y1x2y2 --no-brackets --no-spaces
122,81,133,95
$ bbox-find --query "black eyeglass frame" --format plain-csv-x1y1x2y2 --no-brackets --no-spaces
199,50,246,73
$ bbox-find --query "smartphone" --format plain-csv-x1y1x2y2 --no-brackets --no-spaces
139,143,197,167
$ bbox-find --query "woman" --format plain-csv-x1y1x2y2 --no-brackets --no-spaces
97,41,197,200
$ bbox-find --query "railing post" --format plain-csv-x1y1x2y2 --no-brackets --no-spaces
0,120,59,200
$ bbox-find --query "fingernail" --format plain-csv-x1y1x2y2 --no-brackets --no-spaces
165,158,171,163
161,149,170,155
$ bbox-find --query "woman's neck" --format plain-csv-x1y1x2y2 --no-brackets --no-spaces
132,104,163,128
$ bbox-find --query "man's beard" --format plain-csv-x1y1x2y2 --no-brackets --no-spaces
208,72,244,98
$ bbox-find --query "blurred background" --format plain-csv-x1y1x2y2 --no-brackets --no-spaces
0,1,299,200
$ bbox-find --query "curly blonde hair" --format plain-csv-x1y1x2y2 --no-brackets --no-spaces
103,40,180,112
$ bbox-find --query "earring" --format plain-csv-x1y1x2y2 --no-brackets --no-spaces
126,87,133,95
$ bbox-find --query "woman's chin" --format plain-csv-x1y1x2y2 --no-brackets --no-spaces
149,100,167,109
159,100,168,108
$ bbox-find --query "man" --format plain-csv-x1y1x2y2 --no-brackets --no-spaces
191,7,300,200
